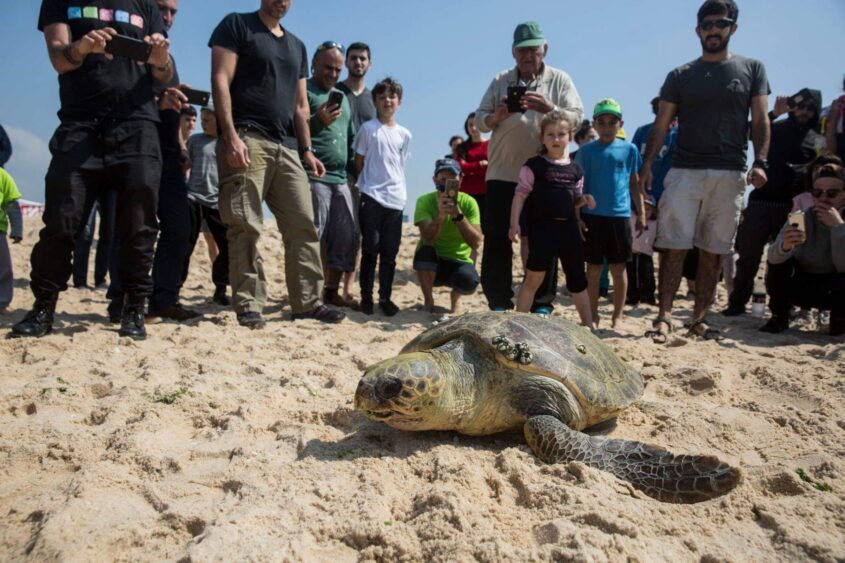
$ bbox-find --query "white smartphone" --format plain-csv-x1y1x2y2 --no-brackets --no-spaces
787,211,805,233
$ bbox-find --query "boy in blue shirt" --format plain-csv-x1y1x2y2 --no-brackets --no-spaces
576,99,645,327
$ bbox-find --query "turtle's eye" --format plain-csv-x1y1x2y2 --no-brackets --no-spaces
376,377,403,401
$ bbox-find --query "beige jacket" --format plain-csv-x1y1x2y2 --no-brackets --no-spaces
474,64,583,183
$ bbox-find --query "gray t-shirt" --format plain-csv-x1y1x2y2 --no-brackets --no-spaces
337,82,377,131
661,54,769,171
186,133,219,208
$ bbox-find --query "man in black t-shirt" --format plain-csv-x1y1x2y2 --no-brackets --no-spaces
210,0,344,328
639,0,771,343
105,0,200,325
12,0,174,340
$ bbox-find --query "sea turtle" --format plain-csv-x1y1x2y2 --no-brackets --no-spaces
354,312,740,503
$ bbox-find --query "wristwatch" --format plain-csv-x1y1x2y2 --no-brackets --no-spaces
752,159,769,171
300,146,313,155
453,213,465,223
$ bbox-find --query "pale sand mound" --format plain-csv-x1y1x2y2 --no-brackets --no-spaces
1,224,843,562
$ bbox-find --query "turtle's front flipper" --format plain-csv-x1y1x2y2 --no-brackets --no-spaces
524,415,741,504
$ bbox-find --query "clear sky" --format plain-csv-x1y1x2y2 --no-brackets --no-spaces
2,0,844,207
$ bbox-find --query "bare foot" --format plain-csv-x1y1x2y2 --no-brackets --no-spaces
611,313,625,328
450,303,463,316
422,300,435,313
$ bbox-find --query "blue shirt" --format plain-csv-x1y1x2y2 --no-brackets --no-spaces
631,123,677,202
575,139,642,217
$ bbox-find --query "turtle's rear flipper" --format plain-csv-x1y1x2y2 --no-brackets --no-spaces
524,415,741,504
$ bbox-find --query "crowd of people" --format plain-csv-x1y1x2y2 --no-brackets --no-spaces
1,0,842,341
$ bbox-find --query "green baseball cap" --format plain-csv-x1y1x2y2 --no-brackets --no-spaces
593,98,623,119
513,21,545,48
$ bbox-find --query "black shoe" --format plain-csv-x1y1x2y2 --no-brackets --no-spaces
379,300,399,317
759,315,789,334
147,303,202,322
723,304,745,317
212,287,231,306
830,316,845,337
11,298,56,338
292,304,346,323
360,297,374,315
237,312,266,329
119,298,147,340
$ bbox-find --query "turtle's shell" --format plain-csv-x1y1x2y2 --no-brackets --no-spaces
401,312,643,425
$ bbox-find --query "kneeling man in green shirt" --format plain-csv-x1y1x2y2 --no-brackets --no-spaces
414,158,483,315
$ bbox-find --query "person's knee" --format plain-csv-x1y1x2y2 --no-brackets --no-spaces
452,265,480,295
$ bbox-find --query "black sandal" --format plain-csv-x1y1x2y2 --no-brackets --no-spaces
687,319,724,341
645,316,672,344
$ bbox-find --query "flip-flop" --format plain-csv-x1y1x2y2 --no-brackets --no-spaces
687,319,724,341
644,316,672,344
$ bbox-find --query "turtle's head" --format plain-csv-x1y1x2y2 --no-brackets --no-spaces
355,352,447,431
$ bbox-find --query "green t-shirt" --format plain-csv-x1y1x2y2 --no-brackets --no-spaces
306,79,356,184
0,167,22,234
414,191,480,263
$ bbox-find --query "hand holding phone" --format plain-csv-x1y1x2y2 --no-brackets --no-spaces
179,87,210,107
327,91,344,109
788,210,805,233
506,86,527,113
104,33,152,62
444,179,460,207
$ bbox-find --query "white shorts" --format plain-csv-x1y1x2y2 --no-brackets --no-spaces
655,168,746,255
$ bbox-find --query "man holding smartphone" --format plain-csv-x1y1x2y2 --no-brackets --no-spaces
474,21,583,313
306,41,359,308
210,0,344,328
724,88,822,317
413,158,482,316
12,0,173,339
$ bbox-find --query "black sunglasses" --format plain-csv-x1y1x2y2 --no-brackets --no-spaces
699,18,734,31
316,41,345,54
796,103,816,111
812,188,843,199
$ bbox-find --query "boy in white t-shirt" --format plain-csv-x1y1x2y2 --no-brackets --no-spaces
354,77,412,316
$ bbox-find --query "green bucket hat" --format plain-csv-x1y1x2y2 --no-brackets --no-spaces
513,21,545,48
593,98,623,119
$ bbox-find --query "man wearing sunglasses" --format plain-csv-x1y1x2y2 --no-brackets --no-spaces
639,0,770,343
761,164,845,336
725,89,823,317
209,0,344,328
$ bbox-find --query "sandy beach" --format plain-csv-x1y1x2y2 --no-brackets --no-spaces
1,223,843,562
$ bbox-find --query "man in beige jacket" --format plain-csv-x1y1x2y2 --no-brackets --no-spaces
474,21,583,313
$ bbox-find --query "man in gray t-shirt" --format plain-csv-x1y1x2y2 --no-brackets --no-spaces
639,0,770,343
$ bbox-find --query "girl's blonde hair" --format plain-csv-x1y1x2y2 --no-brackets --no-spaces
538,110,572,155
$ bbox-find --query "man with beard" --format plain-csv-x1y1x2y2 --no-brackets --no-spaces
724,90,823,316
210,0,344,328
336,42,375,304
640,0,770,343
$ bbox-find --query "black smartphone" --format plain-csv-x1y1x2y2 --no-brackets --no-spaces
506,85,527,113
787,88,813,109
104,34,152,62
179,87,210,107
328,91,344,108
444,179,460,206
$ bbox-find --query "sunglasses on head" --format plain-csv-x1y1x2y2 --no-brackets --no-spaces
812,188,843,199
316,41,345,54
699,18,734,31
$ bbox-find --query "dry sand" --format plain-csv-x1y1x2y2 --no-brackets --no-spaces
1,224,843,562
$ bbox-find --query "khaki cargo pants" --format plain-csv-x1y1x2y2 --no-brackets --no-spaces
218,129,324,314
